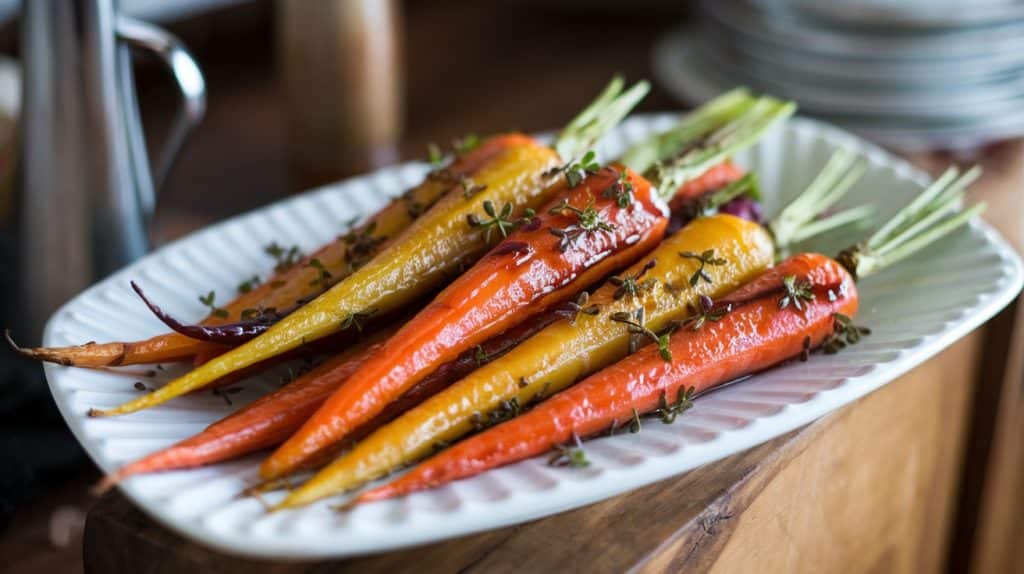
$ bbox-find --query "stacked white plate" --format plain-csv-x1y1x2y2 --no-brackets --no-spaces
654,0,1024,151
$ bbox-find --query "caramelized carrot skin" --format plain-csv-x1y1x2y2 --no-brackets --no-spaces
16,135,525,368
260,166,668,481
359,253,857,502
104,308,570,483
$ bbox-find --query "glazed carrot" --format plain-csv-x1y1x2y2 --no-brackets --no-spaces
88,78,651,417
260,165,666,480
8,133,520,367
276,149,878,508
357,254,858,501
95,305,573,491
261,94,795,483
358,165,986,502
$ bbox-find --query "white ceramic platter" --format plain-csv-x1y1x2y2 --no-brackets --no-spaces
43,115,1022,559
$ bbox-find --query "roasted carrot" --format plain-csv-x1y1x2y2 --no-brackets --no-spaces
275,149,877,508
260,93,795,484
94,306,570,492
88,78,651,417
259,164,666,480
357,254,858,501
8,133,521,367
357,165,985,503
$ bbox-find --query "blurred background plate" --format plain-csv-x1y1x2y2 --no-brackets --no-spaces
656,0,1024,150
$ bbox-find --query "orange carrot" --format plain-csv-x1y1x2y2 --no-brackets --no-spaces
259,165,669,481
95,307,571,491
356,253,859,502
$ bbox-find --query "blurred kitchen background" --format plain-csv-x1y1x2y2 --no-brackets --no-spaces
1,1,1023,572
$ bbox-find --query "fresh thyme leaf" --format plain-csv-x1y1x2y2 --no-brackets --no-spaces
548,198,617,251
602,170,634,209
212,385,244,406
264,242,303,273
653,386,696,424
471,397,522,431
340,309,376,332
198,290,229,318
237,275,261,294
473,345,492,366
609,307,672,361
548,434,589,468
678,295,730,331
678,249,727,287
307,258,333,290
778,274,815,311
609,259,658,300
822,313,871,354
546,150,601,188
565,291,600,324
467,200,519,243
342,221,387,271
626,408,642,433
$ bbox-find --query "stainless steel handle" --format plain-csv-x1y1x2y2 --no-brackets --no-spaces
115,16,206,219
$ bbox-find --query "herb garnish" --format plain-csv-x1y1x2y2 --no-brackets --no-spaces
237,275,261,294
548,434,589,468
340,309,376,332
678,249,727,287
653,386,695,424
565,291,600,324
548,199,616,251
471,397,522,431
264,242,303,273
342,221,386,271
778,275,815,311
427,142,444,168
609,259,657,300
822,313,871,354
602,170,634,208
306,258,333,290
473,345,492,366
198,291,229,319
609,308,672,362
678,295,730,331
467,200,531,243
626,408,642,433
545,150,600,188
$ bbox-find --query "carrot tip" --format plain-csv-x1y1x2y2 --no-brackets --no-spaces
4,329,38,361
91,472,124,497
87,408,108,418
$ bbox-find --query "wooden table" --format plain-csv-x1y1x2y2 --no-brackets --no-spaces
77,2,1024,572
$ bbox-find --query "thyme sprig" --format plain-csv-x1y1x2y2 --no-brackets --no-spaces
240,305,278,322
307,258,333,290
237,275,260,294
548,198,617,251
609,308,672,362
565,291,600,324
678,295,730,331
339,309,376,332
548,433,589,468
653,386,696,424
467,200,533,243
473,345,493,366
609,259,657,300
471,397,522,431
602,170,634,208
342,221,386,271
822,313,871,354
264,242,303,273
778,274,815,311
198,291,229,319
545,150,601,188
679,249,727,287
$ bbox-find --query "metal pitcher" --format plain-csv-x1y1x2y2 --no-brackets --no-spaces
17,0,206,341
